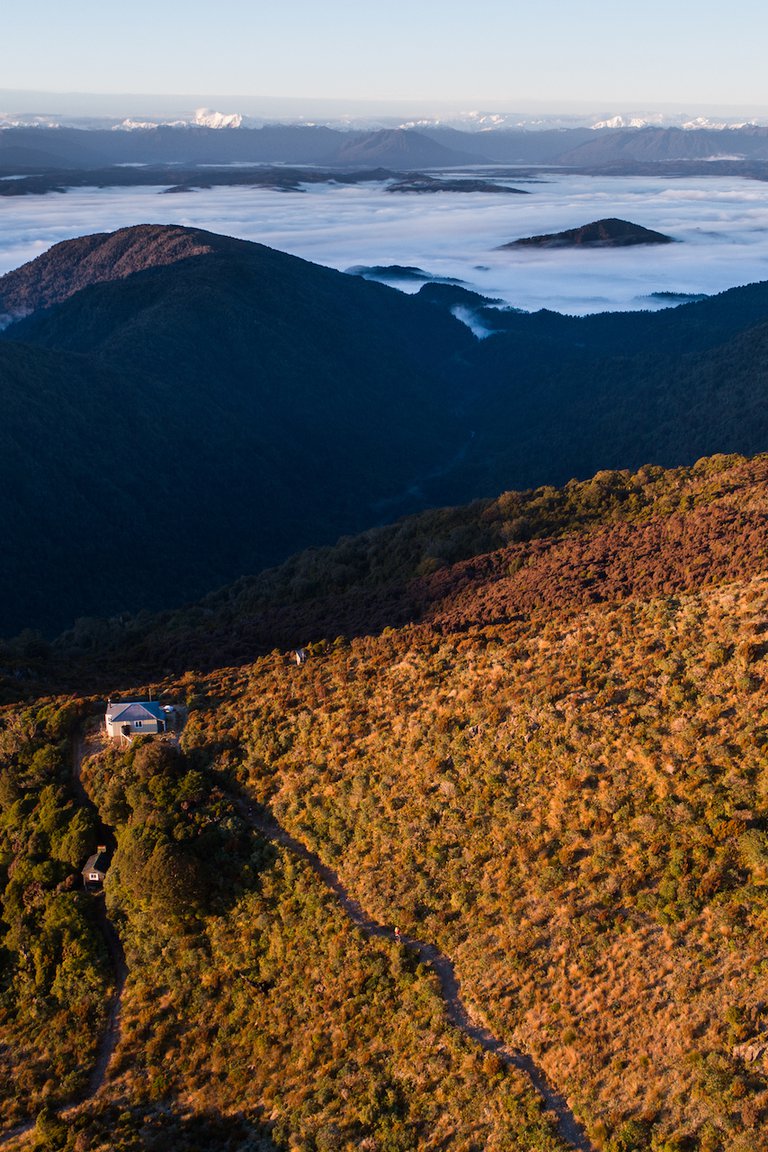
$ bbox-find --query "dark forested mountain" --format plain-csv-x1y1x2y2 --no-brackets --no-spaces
557,124,768,164
4,224,768,638
444,282,768,500
0,226,473,635
0,124,487,172
5,123,768,175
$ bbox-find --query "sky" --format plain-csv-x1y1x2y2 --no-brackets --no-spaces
3,0,768,111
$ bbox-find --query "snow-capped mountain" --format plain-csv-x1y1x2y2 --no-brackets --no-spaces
193,107,245,129
591,112,761,130
2,105,768,134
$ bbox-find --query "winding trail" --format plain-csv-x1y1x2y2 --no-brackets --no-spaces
0,731,126,1148
70,734,128,1099
1,726,591,1151
238,797,595,1152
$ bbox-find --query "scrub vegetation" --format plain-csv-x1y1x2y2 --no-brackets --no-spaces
0,699,107,1127
6,452,768,1149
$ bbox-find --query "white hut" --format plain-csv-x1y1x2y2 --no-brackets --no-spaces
105,700,170,740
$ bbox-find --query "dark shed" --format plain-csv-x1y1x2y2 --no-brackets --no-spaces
82,846,109,891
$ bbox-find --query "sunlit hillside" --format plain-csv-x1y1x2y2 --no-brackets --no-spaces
5,453,768,1150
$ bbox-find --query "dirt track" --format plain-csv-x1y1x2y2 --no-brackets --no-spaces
0,731,126,1148
240,798,594,1152
0,730,592,1151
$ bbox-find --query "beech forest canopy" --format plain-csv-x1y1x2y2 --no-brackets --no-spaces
2,224,768,638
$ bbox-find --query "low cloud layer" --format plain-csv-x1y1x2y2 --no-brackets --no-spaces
2,173,768,314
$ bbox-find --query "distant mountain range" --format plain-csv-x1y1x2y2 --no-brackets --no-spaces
5,122,768,173
3,223,768,638
3,102,767,132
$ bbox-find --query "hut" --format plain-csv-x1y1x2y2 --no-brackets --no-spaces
82,846,109,891
105,700,171,740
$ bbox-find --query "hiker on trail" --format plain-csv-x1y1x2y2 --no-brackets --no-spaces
394,926,401,943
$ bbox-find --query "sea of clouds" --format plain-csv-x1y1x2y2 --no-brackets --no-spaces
2,172,768,314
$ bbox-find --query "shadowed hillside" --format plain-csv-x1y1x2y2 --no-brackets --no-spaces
0,226,473,636
5,226,768,639
14,452,768,690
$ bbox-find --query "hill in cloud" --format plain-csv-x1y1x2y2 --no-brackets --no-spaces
328,127,488,167
0,224,229,319
345,263,466,285
500,217,674,249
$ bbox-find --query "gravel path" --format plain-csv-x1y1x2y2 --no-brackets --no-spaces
240,798,594,1152
0,730,593,1152
0,732,126,1148
71,735,127,1098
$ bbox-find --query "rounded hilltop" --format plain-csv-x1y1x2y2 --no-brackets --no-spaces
500,217,675,249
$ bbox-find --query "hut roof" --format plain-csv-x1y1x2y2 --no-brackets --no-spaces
106,701,165,723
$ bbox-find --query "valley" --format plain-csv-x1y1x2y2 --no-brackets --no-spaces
3,171,768,316
3,219,768,640
3,111,768,1152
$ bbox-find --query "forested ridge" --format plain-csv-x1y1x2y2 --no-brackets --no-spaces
15,452,768,690
3,225,768,637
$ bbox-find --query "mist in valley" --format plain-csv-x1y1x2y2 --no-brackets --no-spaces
3,171,768,315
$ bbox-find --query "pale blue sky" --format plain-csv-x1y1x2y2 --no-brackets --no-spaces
3,0,767,108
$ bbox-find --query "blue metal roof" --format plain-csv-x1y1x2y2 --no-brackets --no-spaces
107,701,165,722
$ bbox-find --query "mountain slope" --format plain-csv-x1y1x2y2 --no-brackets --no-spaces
5,123,768,173
0,224,228,317
6,226,768,639
0,124,487,171
328,128,487,167
10,453,768,1151
0,226,473,636
419,126,597,163
559,124,768,164
173,453,768,1149
39,451,767,683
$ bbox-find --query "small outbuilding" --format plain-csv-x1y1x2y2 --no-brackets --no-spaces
82,846,109,891
105,700,171,740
